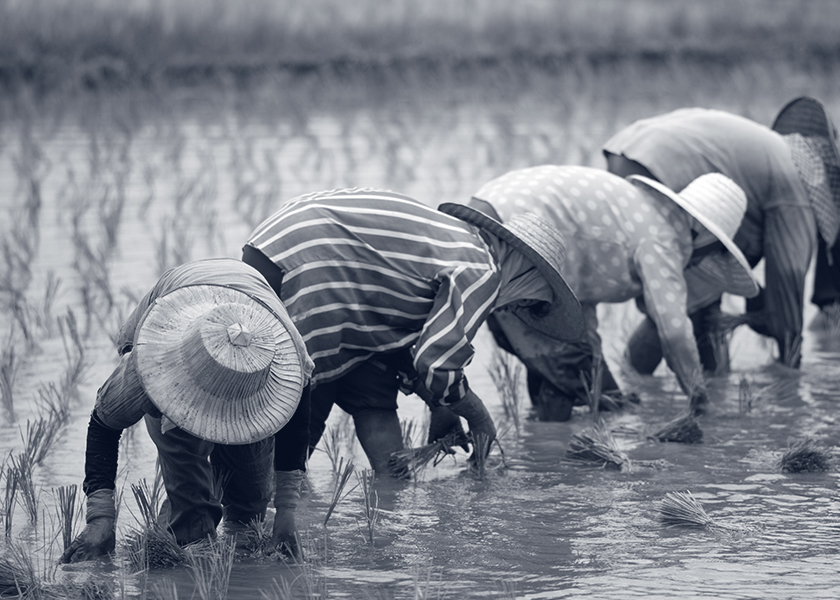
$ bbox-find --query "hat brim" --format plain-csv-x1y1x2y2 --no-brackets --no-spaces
438,202,585,341
134,285,305,444
629,176,759,298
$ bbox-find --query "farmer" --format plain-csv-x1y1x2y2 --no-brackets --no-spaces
470,165,759,419
603,96,840,371
241,187,584,475
60,258,314,563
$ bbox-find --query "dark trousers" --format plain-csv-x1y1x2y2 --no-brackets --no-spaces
812,235,840,308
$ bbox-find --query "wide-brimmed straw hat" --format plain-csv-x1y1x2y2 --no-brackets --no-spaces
133,284,308,444
438,202,585,341
628,173,760,298
772,96,840,246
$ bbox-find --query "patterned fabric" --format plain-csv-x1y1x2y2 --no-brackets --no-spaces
247,188,503,406
603,107,817,353
473,165,704,395
784,133,839,247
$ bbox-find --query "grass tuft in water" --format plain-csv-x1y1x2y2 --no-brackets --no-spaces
55,484,79,553
356,469,380,545
488,347,524,439
778,438,831,473
649,413,703,444
126,475,186,571
566,421,632,472
185,534,236,600
659,490,715,528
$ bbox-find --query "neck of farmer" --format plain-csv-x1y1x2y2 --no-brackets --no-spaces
483,232,552,308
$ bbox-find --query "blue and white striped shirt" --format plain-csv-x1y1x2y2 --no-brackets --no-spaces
247,188,503,405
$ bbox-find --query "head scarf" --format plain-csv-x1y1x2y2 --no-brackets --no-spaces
484,234,552,308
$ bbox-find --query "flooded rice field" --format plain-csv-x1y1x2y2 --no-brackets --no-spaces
1,62,840,598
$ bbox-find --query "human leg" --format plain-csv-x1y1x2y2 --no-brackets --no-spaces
811,236,840,328
210,438,274,525
333,358,405,475
145,416,222,545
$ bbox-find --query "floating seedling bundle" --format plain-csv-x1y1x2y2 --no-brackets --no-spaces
659,490,716,528
778,438,832,473
565,421,632,472
649,413,703,444
388,430,468,479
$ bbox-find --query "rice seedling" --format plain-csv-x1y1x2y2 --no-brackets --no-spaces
468,432,495,480
356,469,380,545
3,459,18,538
55,484,79,553
57,309,89,397
0,345,18,421
0,543,35,597
781,332,802,369
659,490,716,528
324,458,356,527
9,453,39,523
258,577,295,600
400,417,421,449
150,578,181,600
487,347,524,439
320,424,345,475
580,355,605,420
778,438,831,473
738,377,801,413
708,327,731,377
387,430,467,479
184,534,236,600
565,421,632,472
20,388,70,467
648,413,704,444
738,375,753,414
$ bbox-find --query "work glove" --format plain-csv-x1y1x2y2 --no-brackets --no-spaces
427,405,469,452
59,489,116,563
447,390,497,459
272,470,303,561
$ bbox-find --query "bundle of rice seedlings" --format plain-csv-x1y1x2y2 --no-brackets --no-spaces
387,430,467,479
324,458,355,527
240,516,273,557
649,413,703,444
469,432,493,480
0,547,33,596
778,438,831,473
565,422,632,472
9,453,38,523
659,490,715,528
126,479,185,571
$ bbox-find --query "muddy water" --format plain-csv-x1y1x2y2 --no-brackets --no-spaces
1,69,840,599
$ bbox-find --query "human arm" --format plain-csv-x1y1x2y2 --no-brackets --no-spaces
59,411,122,563
635,241,708,413
413,266,498,452
271,386,311,559
756,204,816,368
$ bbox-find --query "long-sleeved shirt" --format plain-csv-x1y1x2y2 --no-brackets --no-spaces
603,108,817,357
246,188,503,405
84,259,313,495
473,165,703,395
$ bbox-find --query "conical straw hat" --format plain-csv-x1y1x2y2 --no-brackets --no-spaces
133,284,307,444
438,202,585,341
628,173,759,298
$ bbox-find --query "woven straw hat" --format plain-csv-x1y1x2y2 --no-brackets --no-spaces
628,173,760,298
133,284,307,444
438,202,585,341
772,96,840,246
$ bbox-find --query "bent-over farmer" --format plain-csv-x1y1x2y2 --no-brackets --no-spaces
471,165,759,418
60,258,314,563
241,187,584,475
603,96,840,370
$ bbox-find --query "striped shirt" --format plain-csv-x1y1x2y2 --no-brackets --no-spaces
247,188,502,405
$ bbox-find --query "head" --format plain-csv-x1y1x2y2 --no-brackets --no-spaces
773,96,840,247
628,173,759,299
438,201,585,341
133,278,311,444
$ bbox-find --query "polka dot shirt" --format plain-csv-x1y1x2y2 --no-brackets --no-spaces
474,165,702,393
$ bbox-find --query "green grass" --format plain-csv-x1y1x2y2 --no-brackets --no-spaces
1,0,839,93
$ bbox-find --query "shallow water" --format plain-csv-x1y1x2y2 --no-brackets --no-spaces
1,67,840,599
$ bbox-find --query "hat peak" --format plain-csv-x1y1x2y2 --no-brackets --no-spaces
227,322,253,347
